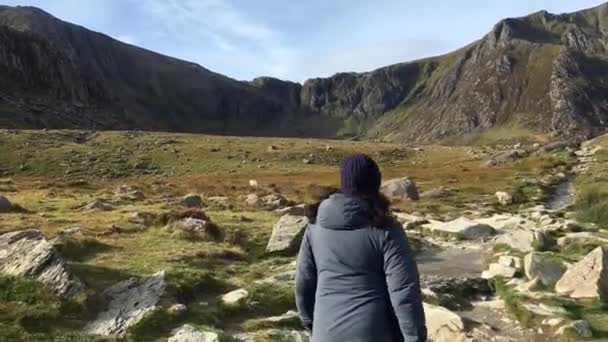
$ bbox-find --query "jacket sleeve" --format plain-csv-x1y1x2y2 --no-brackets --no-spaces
295,227,317,329
382,227,427,342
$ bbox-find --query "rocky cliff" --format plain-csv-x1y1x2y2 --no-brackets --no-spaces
0,4,607,142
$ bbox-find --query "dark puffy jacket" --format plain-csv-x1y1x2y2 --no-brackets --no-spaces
295,193,426,342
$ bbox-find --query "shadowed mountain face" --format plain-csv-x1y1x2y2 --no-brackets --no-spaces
0,4,607,142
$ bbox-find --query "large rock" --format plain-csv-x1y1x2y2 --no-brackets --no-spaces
424,303,467,342
221,288,249,305
482,263,518,279
114,185,145,201
485,150,528,166
246,193,290,210
266,215,309,253
171,218,222,241
524,253,565,286
555,247,608,301
422,217,496,240
381,177,419,200
85,271,167,337
494,227,547,252
0,229,83,297
169,324,219,342
555,320,593,338
557,232,608,247
495,191,514,206
179,194,203,208
0,195,12,212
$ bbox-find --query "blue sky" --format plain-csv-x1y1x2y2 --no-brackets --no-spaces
4,0,605,81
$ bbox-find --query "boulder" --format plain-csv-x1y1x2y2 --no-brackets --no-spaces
179,194,203,208
482,263,518,279
422,217,496,240
424,303,467,342
0,229,84,297
555,320,593,338
221,288,249,305
83,199,115,211
555,247,608,301
257,310,299,324
128,212,157,226
168,303,187,315
0,195,12,213
114,185,145,201
523,253,565,286
495,228,547,252
495,192,514,206
169,325,219,342
85,271,167,337
171,218,222,241
259,270,296,287
540,141,570,153
266,215,309,253
485,150,528,166
557,232,608,247
246,193,289,210
523,303,567,316
381,177,419,200
249,179,259,188
419,187,447,199
276,204,306,216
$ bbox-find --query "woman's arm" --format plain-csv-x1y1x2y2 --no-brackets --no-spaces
382,227,427,342
295,227,317,330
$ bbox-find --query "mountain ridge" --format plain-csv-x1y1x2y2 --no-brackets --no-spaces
0,3,607,143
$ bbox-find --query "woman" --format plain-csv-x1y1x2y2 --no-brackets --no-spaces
295,154,427,342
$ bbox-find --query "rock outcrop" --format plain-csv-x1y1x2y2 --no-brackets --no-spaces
381,177,420,200
1,4,608,142
0,229,83,296
169,325,219,342
85,271,167,337
523,253,565,286
555,247,608,301
266,214,309,253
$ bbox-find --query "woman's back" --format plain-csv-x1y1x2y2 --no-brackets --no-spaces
296,193,426,342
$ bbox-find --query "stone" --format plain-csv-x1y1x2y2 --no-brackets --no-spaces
245,194,260,206
168,303,187,315
222,288,249,305
266,214,309,253
179,194,203,208
233,330,310,342
557,232,608,247
424,303,467,342
495,228,547,252
419,187,446,199
485,150,528,166
169,324,219,342
498,255,521,269
171,218,221,241
114,184,145,201
258,310,299,324
83,199,115,211
542,317,565,327
523,303,567,316
249,179,259,187
0,229,84,297
302,159,311,165
276,204,306,216
515,277,543,293
394,212,428,229
128,212,157,226
555,247,608,301
495,191,514,206
555,320,593,338
246,193,289,210
422,217,496,240
381,177,420,200
85,271,167,337
0,195,12,212
476,214,524,231
267,145,278,152
482,263,518,279
523,253,565,286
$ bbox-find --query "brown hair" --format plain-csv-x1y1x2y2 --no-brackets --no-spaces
305,186,396,227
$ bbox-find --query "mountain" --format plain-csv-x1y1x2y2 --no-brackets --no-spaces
0,4,607,143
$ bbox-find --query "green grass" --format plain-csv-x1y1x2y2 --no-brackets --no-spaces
575,185,608,227
456,126,546,147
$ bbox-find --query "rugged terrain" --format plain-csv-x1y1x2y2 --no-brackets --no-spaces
1,129,608,341
1,4,608,142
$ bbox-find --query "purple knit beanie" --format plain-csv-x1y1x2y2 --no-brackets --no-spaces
340,154,382,196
